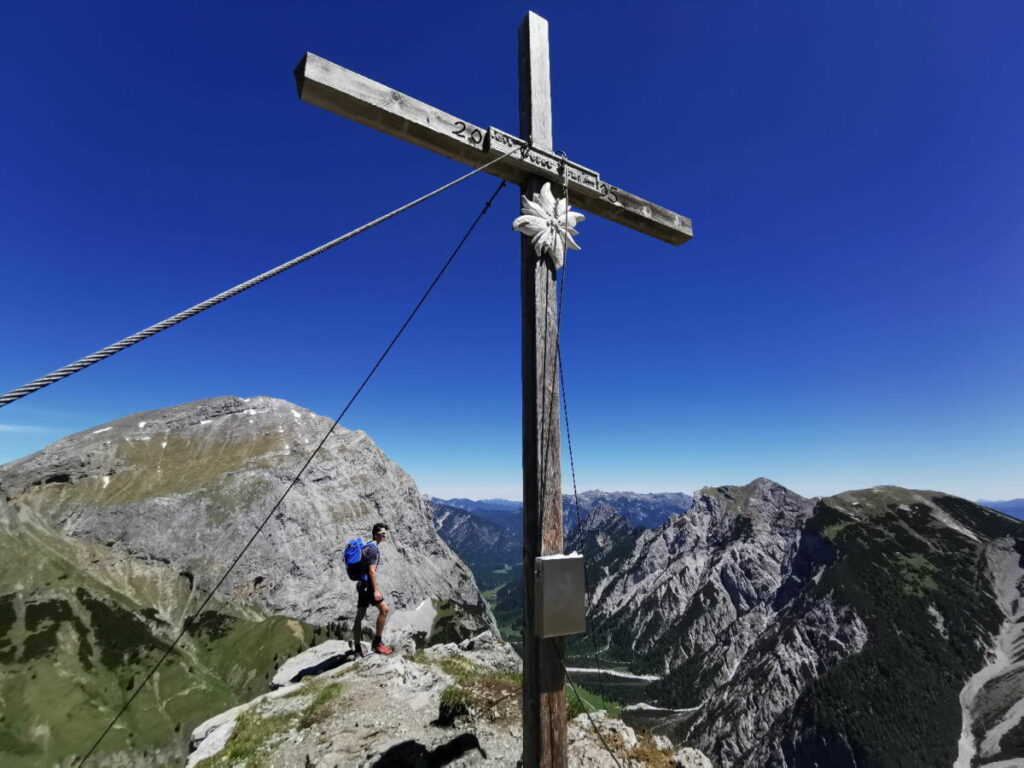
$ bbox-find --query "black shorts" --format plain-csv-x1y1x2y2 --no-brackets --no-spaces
356,582,384,608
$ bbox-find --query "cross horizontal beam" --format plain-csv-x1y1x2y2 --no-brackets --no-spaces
295,53,692,246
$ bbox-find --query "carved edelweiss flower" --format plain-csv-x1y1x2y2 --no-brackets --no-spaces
512,182,585,270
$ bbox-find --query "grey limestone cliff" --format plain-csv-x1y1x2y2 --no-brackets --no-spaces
0,396,493,766
575,479,1024,767
0,396,489,633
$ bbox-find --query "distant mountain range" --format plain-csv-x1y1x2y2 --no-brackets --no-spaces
428,497,523,514
429,490,693,532
428,490,694,599
979,498,1024,520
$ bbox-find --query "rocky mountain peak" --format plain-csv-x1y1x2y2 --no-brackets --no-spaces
578,501,630,535
0,395,499,766
3,395,491,630
574,479,1024,767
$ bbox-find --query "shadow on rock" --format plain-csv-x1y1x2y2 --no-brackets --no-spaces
290,649,361,683
370,733,488,767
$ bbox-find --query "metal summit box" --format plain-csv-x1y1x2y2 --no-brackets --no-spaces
534,552,586,638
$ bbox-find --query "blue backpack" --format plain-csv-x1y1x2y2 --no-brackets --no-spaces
344,537,367,581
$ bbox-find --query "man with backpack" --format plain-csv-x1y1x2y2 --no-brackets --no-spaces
350,522,392,655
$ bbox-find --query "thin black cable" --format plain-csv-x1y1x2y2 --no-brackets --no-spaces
1,147,519,410
550,161,615,708
558,344,614,709
76,178,508,768
553,640,626,768
530,165,616,713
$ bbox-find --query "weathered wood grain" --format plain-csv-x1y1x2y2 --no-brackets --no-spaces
518,12,568,768
295,52,692,246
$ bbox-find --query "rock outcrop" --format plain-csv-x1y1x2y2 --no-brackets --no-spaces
187,630,709,767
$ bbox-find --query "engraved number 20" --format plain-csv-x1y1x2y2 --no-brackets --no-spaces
453,121,483,145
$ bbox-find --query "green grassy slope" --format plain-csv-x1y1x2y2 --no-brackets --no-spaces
0,522,316,767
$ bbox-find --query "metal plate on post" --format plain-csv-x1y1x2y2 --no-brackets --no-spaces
534,553,586,638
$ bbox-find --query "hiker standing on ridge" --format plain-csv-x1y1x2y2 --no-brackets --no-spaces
354,522,392,655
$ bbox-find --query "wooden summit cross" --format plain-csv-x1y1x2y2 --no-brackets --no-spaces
295,11,691,767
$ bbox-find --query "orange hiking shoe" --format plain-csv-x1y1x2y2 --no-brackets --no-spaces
373,643,393,655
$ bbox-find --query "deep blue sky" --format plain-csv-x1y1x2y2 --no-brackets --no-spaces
2,2,1021,501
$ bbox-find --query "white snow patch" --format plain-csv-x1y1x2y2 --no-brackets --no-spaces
101,476,111,489
199,420,211,426
291,410,301,419
161,441,167,450
93,427,112,434
247,409,256,416
138,421,147,428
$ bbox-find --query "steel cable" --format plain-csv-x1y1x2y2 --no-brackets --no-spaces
553,641,626,768
76,178,508,767
1,147,520,409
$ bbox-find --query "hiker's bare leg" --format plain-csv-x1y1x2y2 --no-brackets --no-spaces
353,604,367,649
375,601,389,639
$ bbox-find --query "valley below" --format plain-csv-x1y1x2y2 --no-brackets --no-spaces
1,395,1022,767
434,482,1024,767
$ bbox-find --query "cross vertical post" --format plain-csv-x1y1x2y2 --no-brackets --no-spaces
518,11,567,768
294,14,692,765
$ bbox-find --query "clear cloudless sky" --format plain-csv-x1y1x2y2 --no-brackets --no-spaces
1,1,1021,502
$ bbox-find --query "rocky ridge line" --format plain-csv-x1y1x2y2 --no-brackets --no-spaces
186,631,714,767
